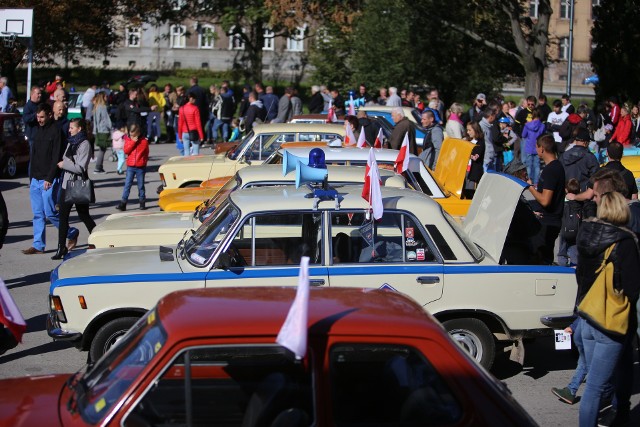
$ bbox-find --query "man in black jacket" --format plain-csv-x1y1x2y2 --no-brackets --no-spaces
22,103,78,255
308,85,324,114
243,91,267,132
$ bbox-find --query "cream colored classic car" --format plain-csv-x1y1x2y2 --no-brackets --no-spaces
159,138,474,216
49,173,576,368
88,165,406,248
158,123,346,190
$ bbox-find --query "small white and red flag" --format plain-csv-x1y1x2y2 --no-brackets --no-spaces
356,127,367,148
362,148,384,220
394,132,410,174
326,100,337,123
344,122,357,146
0,280,26,343
276,257,310,359
374,127,383,148
348,94,355,116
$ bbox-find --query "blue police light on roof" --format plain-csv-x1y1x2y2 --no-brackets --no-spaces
308,148,326,169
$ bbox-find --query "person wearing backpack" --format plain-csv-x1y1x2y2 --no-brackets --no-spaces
558,178,582,266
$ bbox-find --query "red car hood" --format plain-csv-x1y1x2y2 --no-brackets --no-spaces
0,374,68,427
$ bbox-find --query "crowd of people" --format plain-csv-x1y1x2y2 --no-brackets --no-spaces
3,73,640,426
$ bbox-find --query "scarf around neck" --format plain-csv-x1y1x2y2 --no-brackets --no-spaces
66,131,87,159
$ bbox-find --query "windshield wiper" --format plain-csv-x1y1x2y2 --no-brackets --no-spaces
66,371,88,414
178,229,195,259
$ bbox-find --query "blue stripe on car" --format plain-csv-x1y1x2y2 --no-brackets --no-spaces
50,264,574,293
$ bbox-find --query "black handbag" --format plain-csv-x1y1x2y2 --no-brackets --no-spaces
64,171,96,204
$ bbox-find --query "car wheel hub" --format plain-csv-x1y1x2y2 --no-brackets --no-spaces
449,328,483,362
7,157,16,177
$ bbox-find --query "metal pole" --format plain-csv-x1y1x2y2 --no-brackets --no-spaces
567,0,575,97
26,36,33,103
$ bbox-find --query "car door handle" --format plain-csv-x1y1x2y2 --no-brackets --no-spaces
417,276,440,284
310,279,325,287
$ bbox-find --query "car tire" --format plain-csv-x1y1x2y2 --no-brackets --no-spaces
2,155,17,178
90,317,139,362
443,318,495,369
183,182,201,188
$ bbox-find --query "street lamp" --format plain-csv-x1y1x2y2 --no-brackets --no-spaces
566,0,575,97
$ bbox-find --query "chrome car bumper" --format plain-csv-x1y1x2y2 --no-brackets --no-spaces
46,312,82,342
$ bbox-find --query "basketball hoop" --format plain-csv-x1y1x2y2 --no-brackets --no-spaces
1,32,17,48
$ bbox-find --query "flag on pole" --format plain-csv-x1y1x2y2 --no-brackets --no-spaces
0,279,26,343
348,94,355,116
276,257,310,359
344,122,357,146
374,127,383,149
326,100,337,123
356,127,367,148
394,132,410,174
362,148,384,220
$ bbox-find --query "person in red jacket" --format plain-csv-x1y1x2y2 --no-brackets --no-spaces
116,124,149,211
178,92,204,156
610,105,632,145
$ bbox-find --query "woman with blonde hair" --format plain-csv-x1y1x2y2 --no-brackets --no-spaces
92,92,112,174
574,190,640,426
445,102,465,139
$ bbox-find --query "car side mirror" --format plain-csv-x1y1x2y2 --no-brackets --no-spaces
214,252,231,270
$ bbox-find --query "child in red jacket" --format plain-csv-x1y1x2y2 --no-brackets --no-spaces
116,124,149,211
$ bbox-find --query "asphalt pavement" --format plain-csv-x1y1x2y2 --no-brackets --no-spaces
0,142,638,426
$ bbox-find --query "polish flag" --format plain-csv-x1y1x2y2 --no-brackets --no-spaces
348,94,355,116
0,279,26,343
356,128,367,148
374,128,383,148
276,257,310,359
362,148,384,220
326,100,337,123
394,132,410,174
344,122,357,146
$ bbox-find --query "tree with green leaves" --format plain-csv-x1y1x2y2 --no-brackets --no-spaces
591,0,640,104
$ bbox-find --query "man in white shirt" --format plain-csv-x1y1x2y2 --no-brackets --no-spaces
547,99,569,142
0,77,12,112
386,87,402,107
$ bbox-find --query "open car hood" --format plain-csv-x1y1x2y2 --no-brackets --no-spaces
462,172,527,261
431,138,474,198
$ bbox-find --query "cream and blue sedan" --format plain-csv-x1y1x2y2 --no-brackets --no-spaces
48,173,576,367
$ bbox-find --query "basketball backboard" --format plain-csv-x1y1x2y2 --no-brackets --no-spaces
0,9,33,38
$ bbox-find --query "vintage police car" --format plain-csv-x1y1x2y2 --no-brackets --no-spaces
48,173,576,368
158,123,346,190
89,165,407,248
160,138,475,216
15,287,537,426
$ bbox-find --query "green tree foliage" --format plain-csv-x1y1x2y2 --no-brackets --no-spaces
591,0,640,103
308,23,354,92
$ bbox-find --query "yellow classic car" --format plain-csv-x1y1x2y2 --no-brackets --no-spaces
160,138,475,217
158,123,346,191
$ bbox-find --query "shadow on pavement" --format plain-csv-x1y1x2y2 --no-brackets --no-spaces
0,340,77,364
26,313,48,333
4,271,51,289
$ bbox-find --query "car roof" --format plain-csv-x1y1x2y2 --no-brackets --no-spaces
252,122,346,135
227,184,437,216
281,146,418,163
156,287,441,340
237,164,406,188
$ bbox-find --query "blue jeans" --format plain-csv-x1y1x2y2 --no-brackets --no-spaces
523,152,540,185
29,178,77,250
121,166,146,203
213,118,230,141
568,320,586,396
557,234,578,266
579,317,624,427
146,112,162,142
115,149,125,173
182,132,200,156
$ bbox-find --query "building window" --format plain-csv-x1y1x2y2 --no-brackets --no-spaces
558,37,569,60
171,0,186,10
263,29,275,51
529,0,539,18
286,26,305,52
171,25,186,49
228,26,245,50
199,25,215,49
560,0,572,20
126,27,141,48
592,0,601,20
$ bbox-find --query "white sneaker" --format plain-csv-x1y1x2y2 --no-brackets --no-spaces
90,157,96,163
